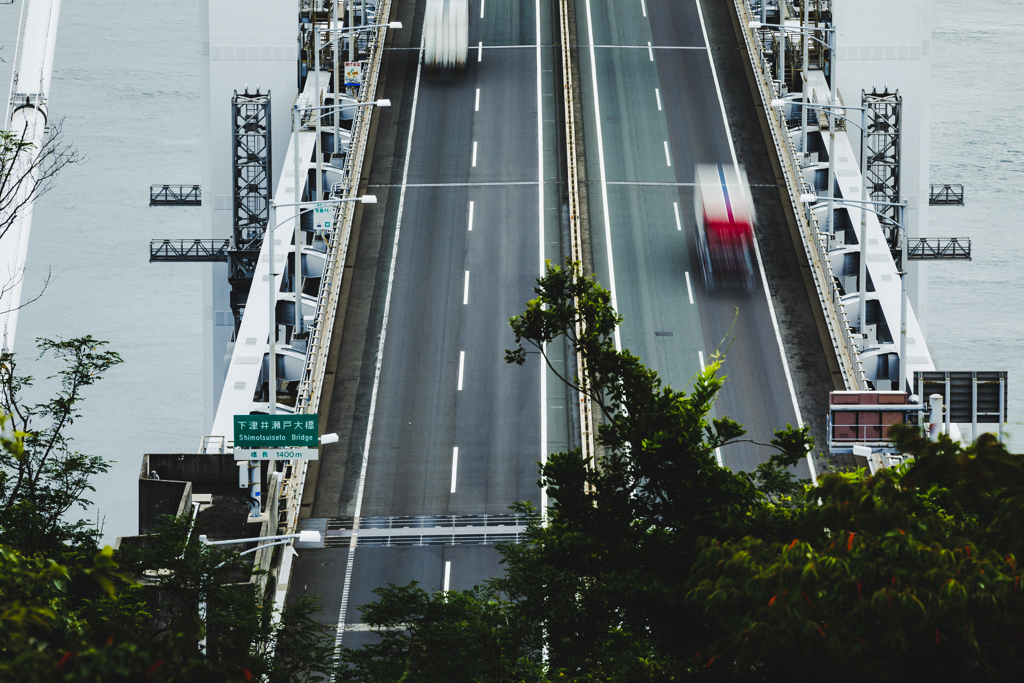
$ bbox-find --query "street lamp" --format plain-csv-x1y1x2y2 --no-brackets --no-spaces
303,20,399,225
310,21,402,157
199,530,322,551
287,97,387,352
774,98,870,330
267,196,376,414
802,195,910,390
751,20,837,173
195,530,323,654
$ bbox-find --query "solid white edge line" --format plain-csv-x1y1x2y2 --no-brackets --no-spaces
673,201,682,231
693,0,811,479
586,0,622,351
332,25,427,671
655,87,662,111
450,448,459,493
444,560,452,589
463,270,470,304
537,0,549,521
685,271,694,304
472,140,478,167
478,41,483,62
475,87,480,111
468,200,474,231
458,350,465,390
663,140,672,167
647,41,653,61
641,0,647,16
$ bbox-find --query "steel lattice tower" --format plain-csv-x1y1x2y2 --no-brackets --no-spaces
864,89,901,250
228,89,272,332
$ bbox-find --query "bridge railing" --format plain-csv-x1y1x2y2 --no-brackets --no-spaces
735,0,867,390
272,1,394,570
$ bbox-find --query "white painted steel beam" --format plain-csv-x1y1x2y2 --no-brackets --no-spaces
209,130,317,441
1,0,63,351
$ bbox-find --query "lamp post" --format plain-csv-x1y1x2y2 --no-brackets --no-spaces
196,530,323,654
750,21,836,161
754,21,840,272
286,98,388,347
266,196,376,414
318,22,402,155
802,195,909,390
777,98,869,331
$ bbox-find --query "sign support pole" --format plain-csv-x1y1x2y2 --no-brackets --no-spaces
268,202,277,416
972,372,978,443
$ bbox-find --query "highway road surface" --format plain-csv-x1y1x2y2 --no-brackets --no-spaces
290,0,566,651
289,0,838,657
576,0,812,476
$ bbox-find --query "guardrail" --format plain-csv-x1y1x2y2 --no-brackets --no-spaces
735,0,866,390
558,0,597,474
277,2,393,545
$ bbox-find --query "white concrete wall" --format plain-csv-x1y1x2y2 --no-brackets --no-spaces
200,0,297,431
834,0,932,335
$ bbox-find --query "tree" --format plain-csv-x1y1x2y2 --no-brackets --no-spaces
0,122,80,312
0,515,340,682
339,261,810,681
339,582,545,683
1,122,82,241
0,336,339,680
0,336,122,558
687,427,1024,682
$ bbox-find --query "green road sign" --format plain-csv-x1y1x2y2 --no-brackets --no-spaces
314,203,333,234
233,414,319,449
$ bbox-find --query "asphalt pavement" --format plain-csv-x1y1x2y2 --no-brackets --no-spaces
289,0,841,653
576,0,811,475
289,0,565,643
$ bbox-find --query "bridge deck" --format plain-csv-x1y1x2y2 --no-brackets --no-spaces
288,0,838,648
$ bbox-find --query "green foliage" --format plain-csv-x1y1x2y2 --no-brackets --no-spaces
339,582,545,683
0,336,123,557
689,427,1024,681
341,261,813,681
0,516,339,682
0,337,338,681
341,260,1024,681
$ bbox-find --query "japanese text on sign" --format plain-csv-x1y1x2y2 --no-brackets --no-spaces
344,61,362,87
235,448,319,461
233,414,319,448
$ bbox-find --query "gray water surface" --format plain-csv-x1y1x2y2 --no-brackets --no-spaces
928,0,1024,449
1,0,202,544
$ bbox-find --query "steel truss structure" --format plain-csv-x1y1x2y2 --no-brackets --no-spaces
907,237,971,261
228,89,272,332
150,184,202,206
930,183,965,206
150,239,230,262
864,89,901,250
